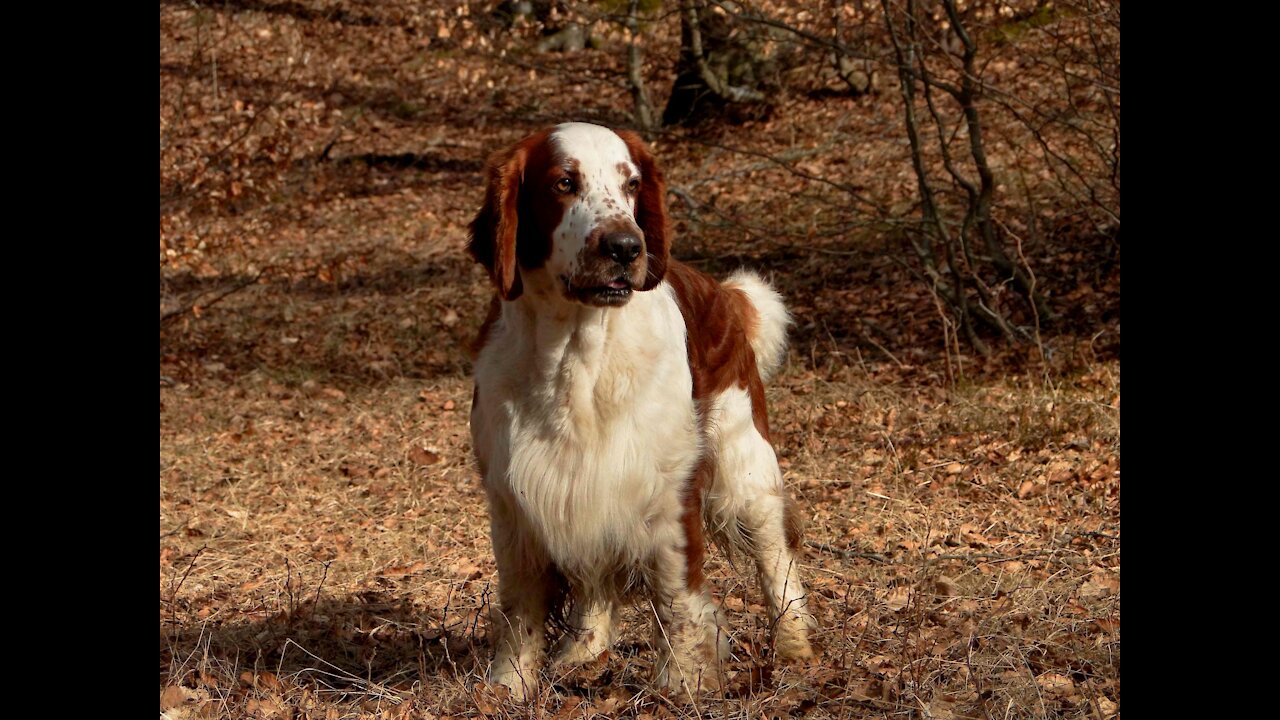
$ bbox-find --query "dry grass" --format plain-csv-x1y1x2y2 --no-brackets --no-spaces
161,339,1118,718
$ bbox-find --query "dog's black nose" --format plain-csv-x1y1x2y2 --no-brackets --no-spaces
600,233,642,265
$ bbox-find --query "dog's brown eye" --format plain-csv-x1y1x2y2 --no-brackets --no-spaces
554,178,575,194
627,177,640,193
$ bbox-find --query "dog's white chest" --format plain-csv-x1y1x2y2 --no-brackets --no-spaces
472,287,699,577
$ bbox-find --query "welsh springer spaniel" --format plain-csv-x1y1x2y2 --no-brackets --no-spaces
467,123,815,699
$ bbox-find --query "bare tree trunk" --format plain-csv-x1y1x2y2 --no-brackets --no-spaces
681,1,763,103
624,0,655,132
663,0,767,126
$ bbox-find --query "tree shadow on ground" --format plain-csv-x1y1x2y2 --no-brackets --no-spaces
161,221,1120,391
158,588,659,706
160,249,490,387
159,0,390,27
159,591,487,696
161,235,888,391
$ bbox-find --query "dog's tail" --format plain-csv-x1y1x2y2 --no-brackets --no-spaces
725,270,791,384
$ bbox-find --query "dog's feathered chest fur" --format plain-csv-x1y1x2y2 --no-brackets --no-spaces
472,284,699,586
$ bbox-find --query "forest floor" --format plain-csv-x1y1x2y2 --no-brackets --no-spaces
160,2,1120,718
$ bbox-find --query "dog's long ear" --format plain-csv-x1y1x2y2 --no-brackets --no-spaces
616,131,670,290
468,144,527,300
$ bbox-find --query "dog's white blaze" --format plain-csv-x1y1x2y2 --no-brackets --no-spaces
546,123,639,282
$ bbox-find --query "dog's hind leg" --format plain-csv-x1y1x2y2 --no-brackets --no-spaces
647,539,723,696
741,491,816,662
704,387,816,662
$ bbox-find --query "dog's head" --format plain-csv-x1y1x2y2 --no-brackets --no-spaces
468,123,670,306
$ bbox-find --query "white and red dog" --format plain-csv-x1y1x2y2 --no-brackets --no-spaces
467,123,814,699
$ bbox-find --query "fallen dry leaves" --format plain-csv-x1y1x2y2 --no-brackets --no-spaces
160,1,1119,718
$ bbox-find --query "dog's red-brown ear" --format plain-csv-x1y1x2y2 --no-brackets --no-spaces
468,144,526,300
616,131,670,290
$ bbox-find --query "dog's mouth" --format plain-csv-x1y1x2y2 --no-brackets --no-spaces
570,276,634,307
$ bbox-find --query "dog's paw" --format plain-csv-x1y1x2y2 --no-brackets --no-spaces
488,662,538,702
772,623,816,663
774,636,815,662
771,606,817,663
653,657,722,699
551,630,610,667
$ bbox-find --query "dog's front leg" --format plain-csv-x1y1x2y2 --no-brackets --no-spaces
487,505,553,701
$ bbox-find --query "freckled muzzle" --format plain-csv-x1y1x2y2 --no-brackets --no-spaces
566,218,649,307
